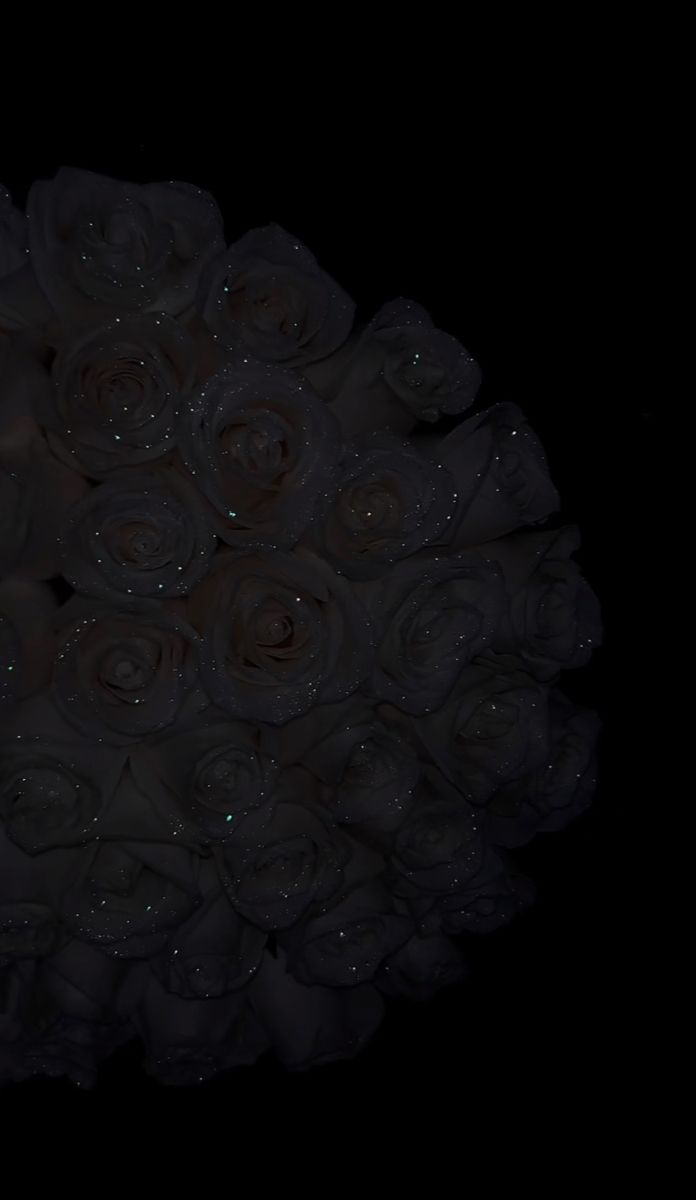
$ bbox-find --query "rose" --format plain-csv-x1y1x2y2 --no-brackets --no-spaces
0,578,56,712
175,362,342,548
58,465,217,600
214,802,349,931
485,693,601,846
128,709,280,843
187,547,374,725
61,840,200,958
376,932,467,1000
484,526,603,681
278,695,421,836
39,313,195,478
281,882,414,987
51,598,204,745
386,766,486,899
306,431,458,579
248,946,385,1069
414,402,560,548
0,734,125,854
326,298,482,437
0,186,27,278
360,550,506,713
406,658,551,806
26,167,224,322
197,223,355,366
0,902,59,968
152,886,267,999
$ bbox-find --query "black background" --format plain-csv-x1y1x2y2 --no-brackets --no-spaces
0,105,651,1128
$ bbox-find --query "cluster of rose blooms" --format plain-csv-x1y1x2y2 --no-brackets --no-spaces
0,171,601,1086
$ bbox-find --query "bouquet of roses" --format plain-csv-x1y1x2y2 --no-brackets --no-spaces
0,170,601,1086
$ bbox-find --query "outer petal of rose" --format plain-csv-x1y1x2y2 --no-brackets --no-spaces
301,330,364,400
276,694,376,769
0,342,52,453
481,526,582,588
248,947,385,1069
0,824,75,906
0,577,57,700
0,960,40,1043
41,939,130,1021
15,438,90,580
133,971,269,1082
91,761,190,846
0,263,54,332
329,378,418,438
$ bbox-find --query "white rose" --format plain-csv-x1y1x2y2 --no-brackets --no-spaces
483,526,602,680
0,732,126,854
213,802,349,931
58,464,217,600
403,657,551,806
61,840,200,958
152,885,267,999
327,298,481,436
128,708,280,844
414,402,560,547
197,223,355,366
277,695,421,837
175,361,342,548
359,549,506,713
305,431,458,579
26,167,224,322
42,314,194,478
51,597,205,745
187,547,374,725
